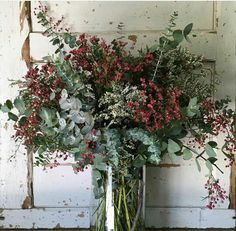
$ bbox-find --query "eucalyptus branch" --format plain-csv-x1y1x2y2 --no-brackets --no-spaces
183,145,224,174
196,150,205,159
152,12,178,81
152,42,167,81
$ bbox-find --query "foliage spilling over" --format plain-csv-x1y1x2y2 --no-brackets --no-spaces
1,4,236,231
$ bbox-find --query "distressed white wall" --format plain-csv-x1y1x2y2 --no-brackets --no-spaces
0,1,235,229
0,1,28,209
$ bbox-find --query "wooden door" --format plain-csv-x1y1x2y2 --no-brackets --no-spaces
0,1,235,229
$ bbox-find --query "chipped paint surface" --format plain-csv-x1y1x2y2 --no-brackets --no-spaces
31,2,215,32
0,208,90,229
0,1,29,209
33,165,92,208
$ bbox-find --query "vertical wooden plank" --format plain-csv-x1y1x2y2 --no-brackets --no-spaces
0,1,29,209
215,1,236,209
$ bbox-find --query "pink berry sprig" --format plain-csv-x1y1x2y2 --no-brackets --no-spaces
204,175,228,209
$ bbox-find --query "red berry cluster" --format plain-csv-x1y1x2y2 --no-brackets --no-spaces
187,134,209,149
68,34,154,88
14,64,64,145
205,175,228,209
86,139,96,149
34,4,70,33
224,135,236,158
25,64,63,108
72,153,95,173
14,111,39,145
128,78,181,132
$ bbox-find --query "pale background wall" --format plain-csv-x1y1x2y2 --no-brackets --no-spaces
0,1,235,229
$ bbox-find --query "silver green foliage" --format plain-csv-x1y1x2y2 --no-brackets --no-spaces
126,128,161,164
56,89,94,146
104,129,122,167
103,128,161,167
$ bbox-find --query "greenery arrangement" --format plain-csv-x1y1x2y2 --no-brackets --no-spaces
1,4,236,231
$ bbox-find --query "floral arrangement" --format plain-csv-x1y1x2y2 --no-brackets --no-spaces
1,4,236,231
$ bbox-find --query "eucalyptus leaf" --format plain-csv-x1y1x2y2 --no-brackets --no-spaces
206,160,213,172
148,44,158,53
183,23,193,42
6,100,13,110
168,139,181,153
1,105,11,112
195,158,201,172
14,98,26,114
205,143,217,157
8,112,18,121
208,157,217,164
59,118,66,130
173,29,183,43
183,149,193,160
208,141,218,148
50,91,56,100
39,108,57,127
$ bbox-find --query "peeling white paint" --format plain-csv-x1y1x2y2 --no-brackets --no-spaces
31,2,215,32
0,208,90,229
0,1,29,209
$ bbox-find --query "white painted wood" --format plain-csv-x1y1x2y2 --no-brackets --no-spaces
31,1,215,32
147,155,230,209
33,165,92,208
0,208,90,229
105,166,114,230
145,208,235,228
0,1,29,209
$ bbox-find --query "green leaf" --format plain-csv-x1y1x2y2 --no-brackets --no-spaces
6,99,13,110
195,158,201,172
183,23,193,42
159,36,169,47
93,155,107,170
14,98,26,114
8,112,18,121
183,23,193,36
206,160,213,172
39,108,57,127
55,48,60,54
205,143,217,157
186,97,200,117
63,33,72,44
148,153,161,164
208,157,217,164
208,141,218,148
52,38,60,45
169,152,177,162
1,105,11,112
183,149,193,160
32,136,45,146
18,116,27,125
81,124,93,135
189,97,198,107
168,139,181,153
161,141,167,151
173,29,183,43
148,44,158,53
133,156,146,168
50,92,56,100
93,186,104,199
